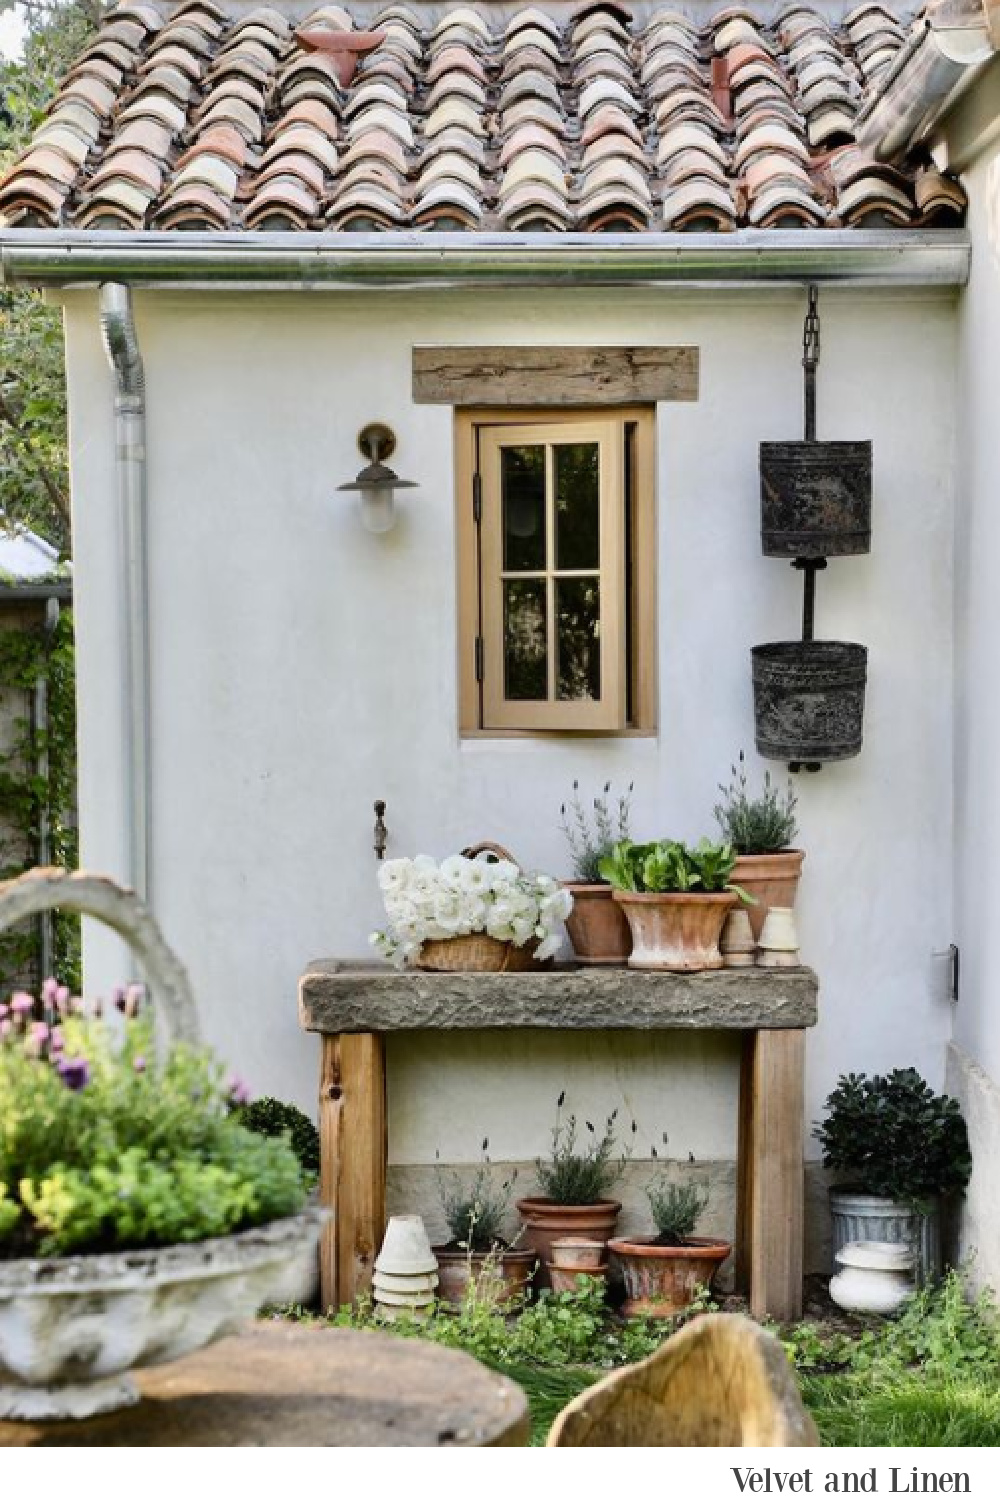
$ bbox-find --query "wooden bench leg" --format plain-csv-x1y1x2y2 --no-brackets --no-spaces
736,1028,805,1323
318,1032,387,1313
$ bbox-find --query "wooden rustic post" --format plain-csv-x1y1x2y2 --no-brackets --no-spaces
738,1028,806,1322
318,1032,387,1312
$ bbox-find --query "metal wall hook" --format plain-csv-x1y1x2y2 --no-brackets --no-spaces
374,800,388,861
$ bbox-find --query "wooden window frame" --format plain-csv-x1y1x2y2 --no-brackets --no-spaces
456,406,658,738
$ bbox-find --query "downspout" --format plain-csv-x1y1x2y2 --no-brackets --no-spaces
34,593,60,977
98,282,150,902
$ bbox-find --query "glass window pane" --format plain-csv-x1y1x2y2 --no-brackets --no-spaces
504,579,548,700
556,577,601,701
555,443,600,571
502,446,546,572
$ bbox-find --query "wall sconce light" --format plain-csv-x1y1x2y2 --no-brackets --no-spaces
337,423,417,534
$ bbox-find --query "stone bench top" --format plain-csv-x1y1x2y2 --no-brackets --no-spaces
298,959,819,1033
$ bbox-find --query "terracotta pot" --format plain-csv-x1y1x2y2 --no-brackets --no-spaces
547,1262,610,1296
608,1235,732,1317
431,1246,536,1309
563,883,632,965
515,1199,622,1287
612,891,737,972
549,1238,607,1270
731,850,805,941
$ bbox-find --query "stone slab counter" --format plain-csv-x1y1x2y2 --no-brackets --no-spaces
298,960,819,1034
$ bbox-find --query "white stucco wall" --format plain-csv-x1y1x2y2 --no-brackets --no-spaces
951,143,1000,1292
62,283,957,1181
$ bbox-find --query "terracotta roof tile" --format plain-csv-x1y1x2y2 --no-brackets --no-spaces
0,0,965,233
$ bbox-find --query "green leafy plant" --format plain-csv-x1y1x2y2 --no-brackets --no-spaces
714,751,798,855
813,1069,972,1210
534,1095,631,1205
560,780,633,883
646,1180,709,1246
233,1096,320,1176
0,982,310,1257
598,838,751,901
436,1140,515,1252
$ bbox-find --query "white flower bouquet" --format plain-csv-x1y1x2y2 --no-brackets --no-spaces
370,851,574,969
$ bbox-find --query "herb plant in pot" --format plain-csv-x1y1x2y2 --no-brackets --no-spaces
715,753,803,942
814,1068,972,1286
432,1145,535,1308
516,1097,629,1286
560,780,633,965
599,838,750,972
0,868,321,1422
609,1179,732,1318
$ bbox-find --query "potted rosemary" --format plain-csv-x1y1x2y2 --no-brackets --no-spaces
599,838,749,971
609,1179,731,1318
814,1069,972,1286
432,1143,535,1307
559,781,634,964
714,752,803,941
516,1096,629,1283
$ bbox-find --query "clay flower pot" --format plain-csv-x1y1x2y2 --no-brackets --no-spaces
516,1198,622,1286
721,907,756,968
563,883,632,965
612,890,737,972
547,1261,610,1295
549,1238,607,1270
731,850,805,941
757,906,800,968
375,1215,438,1276
432,1246,536,1309
608,1235,732,1317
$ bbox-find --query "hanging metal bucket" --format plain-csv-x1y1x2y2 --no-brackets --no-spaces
760,441,872,558
752,641,868,763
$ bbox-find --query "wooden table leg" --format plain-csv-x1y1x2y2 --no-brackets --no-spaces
736,1028,805,1323
318,1032,387,1313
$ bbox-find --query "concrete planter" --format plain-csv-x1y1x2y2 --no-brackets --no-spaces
0,1208,325,1421
829,1189,941,1287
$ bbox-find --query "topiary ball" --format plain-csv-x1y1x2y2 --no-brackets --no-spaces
236,1097,320,1176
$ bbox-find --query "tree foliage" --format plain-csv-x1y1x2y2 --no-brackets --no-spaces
0,2,102,550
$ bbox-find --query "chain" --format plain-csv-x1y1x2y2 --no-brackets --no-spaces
802,284,820,441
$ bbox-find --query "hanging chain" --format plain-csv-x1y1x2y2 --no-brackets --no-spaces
802,284,820,442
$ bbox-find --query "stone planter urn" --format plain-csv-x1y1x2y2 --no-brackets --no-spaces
829,1188,941,1288
0,868,325,1420
829,1240,915,1315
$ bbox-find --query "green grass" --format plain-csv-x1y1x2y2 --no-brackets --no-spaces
275,1270,1000,1447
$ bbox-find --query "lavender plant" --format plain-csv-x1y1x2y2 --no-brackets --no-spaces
0,981,309,1258
560,780,634,883
714,751,798,855
436,1139,516,1252
535,1095,633,1205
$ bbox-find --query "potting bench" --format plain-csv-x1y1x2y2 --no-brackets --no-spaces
297,961,819,1322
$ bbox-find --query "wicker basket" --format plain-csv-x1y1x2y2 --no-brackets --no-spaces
412,842,548,974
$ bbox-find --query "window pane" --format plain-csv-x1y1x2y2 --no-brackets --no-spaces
504,579,548,700
502,446,546,572
556,577,601,701
555,443,600,571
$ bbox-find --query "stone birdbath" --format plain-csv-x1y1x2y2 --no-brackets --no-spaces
0,868,324,1422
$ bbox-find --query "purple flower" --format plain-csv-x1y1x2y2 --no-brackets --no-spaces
113,986,126,1014
41,978,58,1005
57,1056,90,1092
49,1026,65,1054
133,1054,146,1074
10,993,34,1016
227,1074,251,1107
0,1005,8,1022
0,1020,11,1041
125,983,145,1018
55,985,70,1015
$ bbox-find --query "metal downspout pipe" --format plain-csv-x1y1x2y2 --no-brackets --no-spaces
98,282,150,903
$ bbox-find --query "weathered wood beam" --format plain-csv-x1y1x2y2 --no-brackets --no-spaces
412,345,699,405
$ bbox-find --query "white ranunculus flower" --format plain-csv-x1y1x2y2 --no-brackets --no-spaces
541,889,574,923
534,933,562,962
439,854,472,891
487,860,519,886
378,858,412,893
511,915,534,946
433,891,465,933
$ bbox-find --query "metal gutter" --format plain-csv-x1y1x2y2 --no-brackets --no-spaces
0,581,72,602
0,228,972,290
98,283,150,904
855,16,994,160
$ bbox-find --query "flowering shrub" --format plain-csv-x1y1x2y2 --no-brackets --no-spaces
370,852,573,967
0,981,309,1258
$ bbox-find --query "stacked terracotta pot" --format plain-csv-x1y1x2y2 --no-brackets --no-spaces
547,1237,609,1295
373,1216,439,1321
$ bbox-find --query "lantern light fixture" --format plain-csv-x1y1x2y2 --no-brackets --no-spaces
338,423,417,533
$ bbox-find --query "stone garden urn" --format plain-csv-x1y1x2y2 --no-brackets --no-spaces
0,868,325,1421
